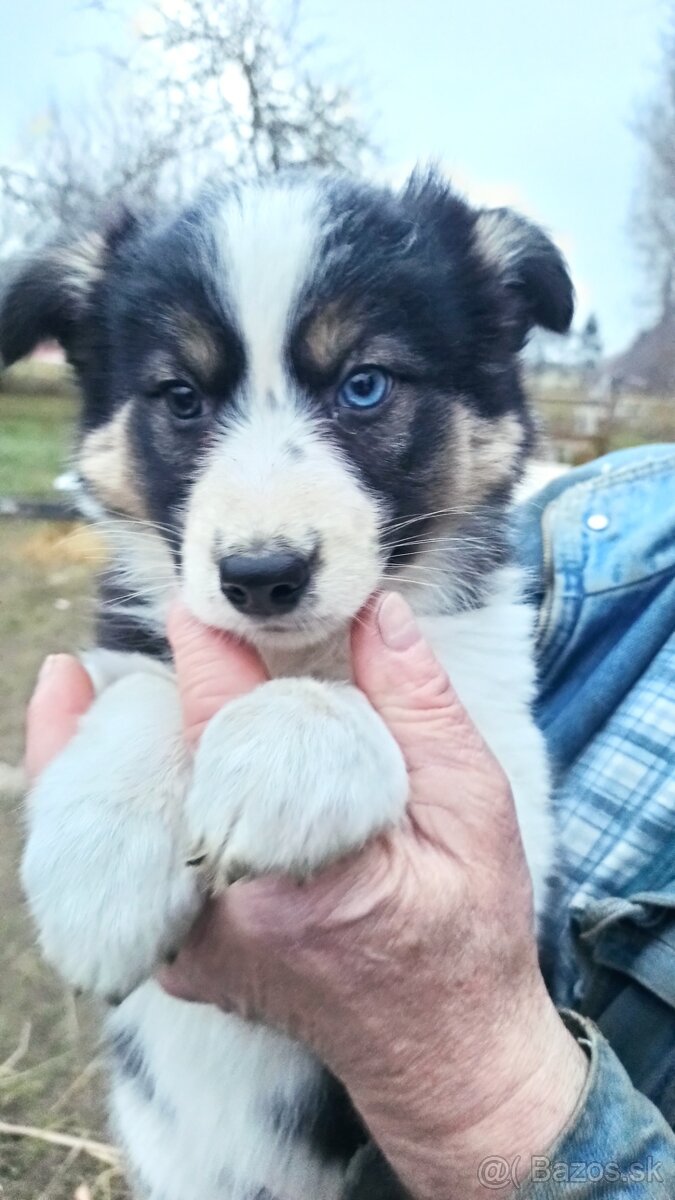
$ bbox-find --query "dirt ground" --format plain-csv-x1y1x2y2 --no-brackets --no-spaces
0,520,131,1200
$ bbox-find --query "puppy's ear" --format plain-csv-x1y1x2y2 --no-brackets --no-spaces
0,208,138,368
474,208,574,345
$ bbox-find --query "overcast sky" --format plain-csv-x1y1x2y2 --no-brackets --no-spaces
0,0,670,351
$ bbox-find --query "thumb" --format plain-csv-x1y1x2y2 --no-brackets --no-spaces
26,655,96,781
351,592,488,777
167,602,268,747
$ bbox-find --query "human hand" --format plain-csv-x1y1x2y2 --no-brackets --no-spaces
159,593,588,1199
26,595,587,1199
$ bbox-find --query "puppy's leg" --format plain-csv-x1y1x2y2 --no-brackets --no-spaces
185,677,408,885
22,667,200,1001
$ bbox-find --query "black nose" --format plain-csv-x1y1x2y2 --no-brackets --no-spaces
218,550,311,617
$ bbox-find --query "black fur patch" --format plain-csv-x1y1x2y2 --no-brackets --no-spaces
270,1070,367,1166
96,571,171,659
343,1143,411,1200
108,1026,155,1104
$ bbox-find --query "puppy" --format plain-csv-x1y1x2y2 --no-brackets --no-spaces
0,170,572,1200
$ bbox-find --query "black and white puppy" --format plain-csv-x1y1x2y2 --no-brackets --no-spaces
0,170,573,1200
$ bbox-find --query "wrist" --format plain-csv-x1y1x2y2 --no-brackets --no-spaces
349,986,589,1200
449,1001,589,1198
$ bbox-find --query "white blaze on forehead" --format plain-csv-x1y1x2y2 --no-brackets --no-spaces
215,183,323,400
184,182,386,646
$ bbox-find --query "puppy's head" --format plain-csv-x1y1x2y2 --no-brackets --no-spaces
0,172,573,646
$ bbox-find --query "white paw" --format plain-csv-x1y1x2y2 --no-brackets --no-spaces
21,671,201,1001
185,678,408,887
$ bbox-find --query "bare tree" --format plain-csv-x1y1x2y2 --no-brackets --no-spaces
578,313,603,375
0,0,374,253
632,5,675,321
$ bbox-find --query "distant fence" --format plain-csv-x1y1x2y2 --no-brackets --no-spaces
529,378,675,463
0,497,80,520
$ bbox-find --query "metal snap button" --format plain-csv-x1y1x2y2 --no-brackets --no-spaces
587,513,609,531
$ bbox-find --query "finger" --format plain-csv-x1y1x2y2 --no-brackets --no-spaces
167,601,269,748
25,655,95,780
157,878,315,1012
157,879,299,1009
157,899,239,1008
159,849,396,1026
351,592,493,777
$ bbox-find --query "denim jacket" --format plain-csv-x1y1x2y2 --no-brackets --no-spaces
514,444,675,1197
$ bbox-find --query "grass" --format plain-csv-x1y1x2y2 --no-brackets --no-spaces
0,393,78,497
0,364,128,1197
0,519,131,1199
0,521,101,763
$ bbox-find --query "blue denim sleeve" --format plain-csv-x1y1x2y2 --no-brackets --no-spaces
513,444,675,772
520,1012,675,1198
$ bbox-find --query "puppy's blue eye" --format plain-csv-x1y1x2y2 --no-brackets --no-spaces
162,381,203,421
338,367,391,411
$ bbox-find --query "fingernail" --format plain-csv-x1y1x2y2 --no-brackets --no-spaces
377,592,422,651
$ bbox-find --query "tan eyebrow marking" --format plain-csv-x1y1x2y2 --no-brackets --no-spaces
300,305,429,380
300,302,363,374
168,310,222,382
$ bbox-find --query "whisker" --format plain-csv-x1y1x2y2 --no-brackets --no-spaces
381,576,446,595
379,508,462,534
380,500,506,536
385,564,453,580
384,536,488,552
98,586,175,607
97,514,178,538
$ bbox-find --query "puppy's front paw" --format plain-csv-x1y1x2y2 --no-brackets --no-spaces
186,678,408,886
